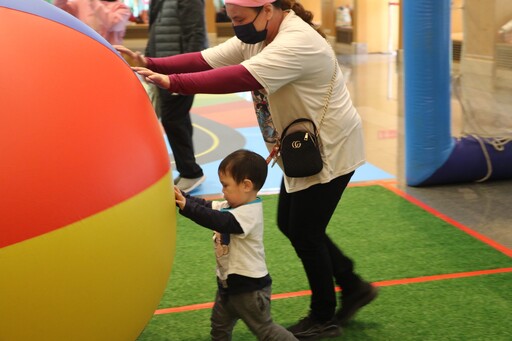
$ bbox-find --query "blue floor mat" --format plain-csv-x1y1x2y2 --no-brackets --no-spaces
169,127,394,196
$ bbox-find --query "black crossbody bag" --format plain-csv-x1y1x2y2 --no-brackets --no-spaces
277,58,338,177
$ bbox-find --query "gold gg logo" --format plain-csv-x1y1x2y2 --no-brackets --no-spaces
291,141,301,148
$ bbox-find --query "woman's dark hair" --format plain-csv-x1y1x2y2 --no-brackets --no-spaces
272,0,326,38
218,149,268,191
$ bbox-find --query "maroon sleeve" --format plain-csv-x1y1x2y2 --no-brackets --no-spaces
146,52,212,74
167,64,263,95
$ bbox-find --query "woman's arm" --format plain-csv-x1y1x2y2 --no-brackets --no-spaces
146,52,213,74
169,64,262,94
134,64,263,94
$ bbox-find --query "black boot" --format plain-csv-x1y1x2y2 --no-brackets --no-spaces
287,314,341,340
336,281,379,325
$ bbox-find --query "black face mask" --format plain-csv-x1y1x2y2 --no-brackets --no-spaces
233,8,268,44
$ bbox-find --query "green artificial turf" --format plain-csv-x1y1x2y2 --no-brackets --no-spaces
137,185,512,341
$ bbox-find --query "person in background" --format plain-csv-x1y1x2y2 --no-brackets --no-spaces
174,149,297,341
115,0,379,338
145,0,208,193
54,0,131,45
216,5,231,23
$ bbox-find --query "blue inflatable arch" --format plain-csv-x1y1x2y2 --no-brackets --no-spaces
403,0,512,186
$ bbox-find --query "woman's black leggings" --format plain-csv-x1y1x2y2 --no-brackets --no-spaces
277,171,361,321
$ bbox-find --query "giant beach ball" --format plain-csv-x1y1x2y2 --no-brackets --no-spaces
0,1,176,340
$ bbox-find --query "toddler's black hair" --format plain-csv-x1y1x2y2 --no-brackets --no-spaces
218,149,268,191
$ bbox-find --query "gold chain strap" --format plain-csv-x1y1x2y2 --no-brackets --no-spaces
318,57,339,134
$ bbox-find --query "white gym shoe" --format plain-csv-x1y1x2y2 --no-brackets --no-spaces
175,175,206,193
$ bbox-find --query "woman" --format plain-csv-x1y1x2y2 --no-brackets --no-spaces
116,0,378,339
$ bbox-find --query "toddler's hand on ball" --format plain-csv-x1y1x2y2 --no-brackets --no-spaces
174,186,186,210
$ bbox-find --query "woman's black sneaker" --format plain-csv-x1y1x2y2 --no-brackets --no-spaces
287,315,341,340
336,281,379,325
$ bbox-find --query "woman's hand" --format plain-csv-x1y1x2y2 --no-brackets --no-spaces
132,67,171,89
113,45,147,67
174,186,186,210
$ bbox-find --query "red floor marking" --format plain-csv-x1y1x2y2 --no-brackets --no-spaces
372,267,512,287
192,100,257,128
154,267,512,315
155,302,214,315
348,179,397,187
379,182,512,258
